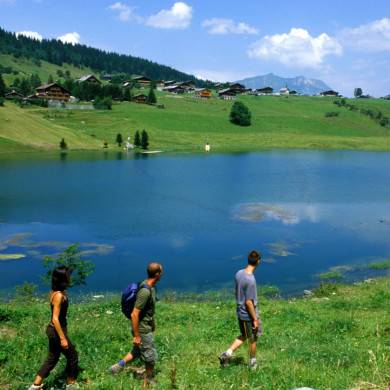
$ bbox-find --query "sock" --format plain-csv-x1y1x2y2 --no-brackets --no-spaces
226,349,233,357
118,360,125,367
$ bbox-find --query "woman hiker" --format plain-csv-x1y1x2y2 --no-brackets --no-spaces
28,266,79,390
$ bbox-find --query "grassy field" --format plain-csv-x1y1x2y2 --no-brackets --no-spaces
1,92,390,154
0,278,389,389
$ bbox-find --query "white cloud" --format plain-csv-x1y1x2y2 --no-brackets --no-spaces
57,32,81,45
338,18,390,52
146,2,192,29
202,18,259,35
108,2,139,22
16,31,43,41
248,28,342,69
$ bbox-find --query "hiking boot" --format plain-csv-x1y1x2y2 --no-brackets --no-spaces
250,358,258,370
218,352,231,365
66,384,79,389
109,363,124,375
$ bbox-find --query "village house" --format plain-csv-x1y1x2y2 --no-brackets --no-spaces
77,75,101,84
229,83,245,93
132,94,148,104
194,88,211,99
256,87,274,95
320,90,339,97
164,80,177,87
35,83,71,101
163,85,185,94
5,90,24,100
132,76,151,87
218,88,236,100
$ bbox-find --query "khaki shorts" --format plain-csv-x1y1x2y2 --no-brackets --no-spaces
238,318,263,342
131,332,158,364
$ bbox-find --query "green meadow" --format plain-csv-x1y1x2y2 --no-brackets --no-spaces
0,278,389,389
1,91,390,154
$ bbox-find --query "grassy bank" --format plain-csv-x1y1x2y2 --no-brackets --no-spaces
0,278,389,389
1,94,390,154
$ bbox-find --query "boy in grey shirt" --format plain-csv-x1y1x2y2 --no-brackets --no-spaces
218,250,263,369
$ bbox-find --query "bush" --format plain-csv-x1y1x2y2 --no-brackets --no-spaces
229,101,251,126
325,111,339,117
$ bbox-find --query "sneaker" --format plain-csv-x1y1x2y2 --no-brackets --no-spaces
109,363,124,375
28,385,43,390
250,358,258,370
66,384,79,389
218,352,231,365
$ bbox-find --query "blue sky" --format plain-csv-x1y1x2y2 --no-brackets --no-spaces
1,0,390,97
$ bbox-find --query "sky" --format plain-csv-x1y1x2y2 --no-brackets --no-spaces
1,0,390,97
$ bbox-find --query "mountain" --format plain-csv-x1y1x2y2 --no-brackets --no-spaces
235,73,332,95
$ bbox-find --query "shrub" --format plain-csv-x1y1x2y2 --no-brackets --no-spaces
229,101,251,126
40,243,95,288
325,111,339,117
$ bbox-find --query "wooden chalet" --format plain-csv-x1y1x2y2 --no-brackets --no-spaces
122,80,131,88
5,90,24,100
77,75,101,84
164,80,177,87
163,85,184,94
132,76,151,86
35,83,71,101
194,88,211,99
229,83,245,92
218,88,236,100
257,87,274,95
320,90,339,97
132,94,148,104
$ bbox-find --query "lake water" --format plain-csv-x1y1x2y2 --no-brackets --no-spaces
0,150,389,296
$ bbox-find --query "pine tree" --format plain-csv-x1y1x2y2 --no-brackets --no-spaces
134,130,141,147
59,138,68,150
116,133,123,146
141,130,149,150
0,73,5,97
147,88,157,104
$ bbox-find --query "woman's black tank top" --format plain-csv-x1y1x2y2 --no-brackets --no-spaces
50,295,68,328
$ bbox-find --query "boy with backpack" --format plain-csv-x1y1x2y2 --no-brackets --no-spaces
109,262,163,384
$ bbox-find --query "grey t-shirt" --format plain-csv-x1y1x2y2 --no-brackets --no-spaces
235,269,259,321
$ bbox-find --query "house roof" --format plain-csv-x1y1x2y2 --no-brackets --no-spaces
218,88,236,94
77,75,101,83
36,82,70,92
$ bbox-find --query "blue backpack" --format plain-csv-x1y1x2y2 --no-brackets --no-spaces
121,282,152,319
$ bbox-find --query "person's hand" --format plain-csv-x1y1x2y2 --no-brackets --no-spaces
252,318,259,330
133,336,142,346
61,338,69,349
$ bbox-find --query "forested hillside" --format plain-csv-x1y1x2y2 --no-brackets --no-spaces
0,27,200,84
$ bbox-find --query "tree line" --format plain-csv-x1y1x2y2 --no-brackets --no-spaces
0,27,203,86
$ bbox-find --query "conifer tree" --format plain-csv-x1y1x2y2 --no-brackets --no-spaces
59,138,68,150
147,88,157,104
134,130,141,147
141,130,149,150
116,133,123,146
0,73,6,97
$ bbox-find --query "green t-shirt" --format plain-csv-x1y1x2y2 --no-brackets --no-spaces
134,280,155,333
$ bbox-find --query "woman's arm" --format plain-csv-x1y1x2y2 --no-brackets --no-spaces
51,293,68,349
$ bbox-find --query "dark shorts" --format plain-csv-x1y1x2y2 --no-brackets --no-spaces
131,332,158,364
238,318,263,342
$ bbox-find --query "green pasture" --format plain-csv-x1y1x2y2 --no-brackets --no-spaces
1,92,390,153
0,278,389,389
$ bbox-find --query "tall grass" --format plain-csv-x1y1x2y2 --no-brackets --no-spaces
0,278,389,389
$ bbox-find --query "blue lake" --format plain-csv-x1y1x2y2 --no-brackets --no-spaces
0,150,389,296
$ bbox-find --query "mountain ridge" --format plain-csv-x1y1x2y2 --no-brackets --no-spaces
235,73,332,95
